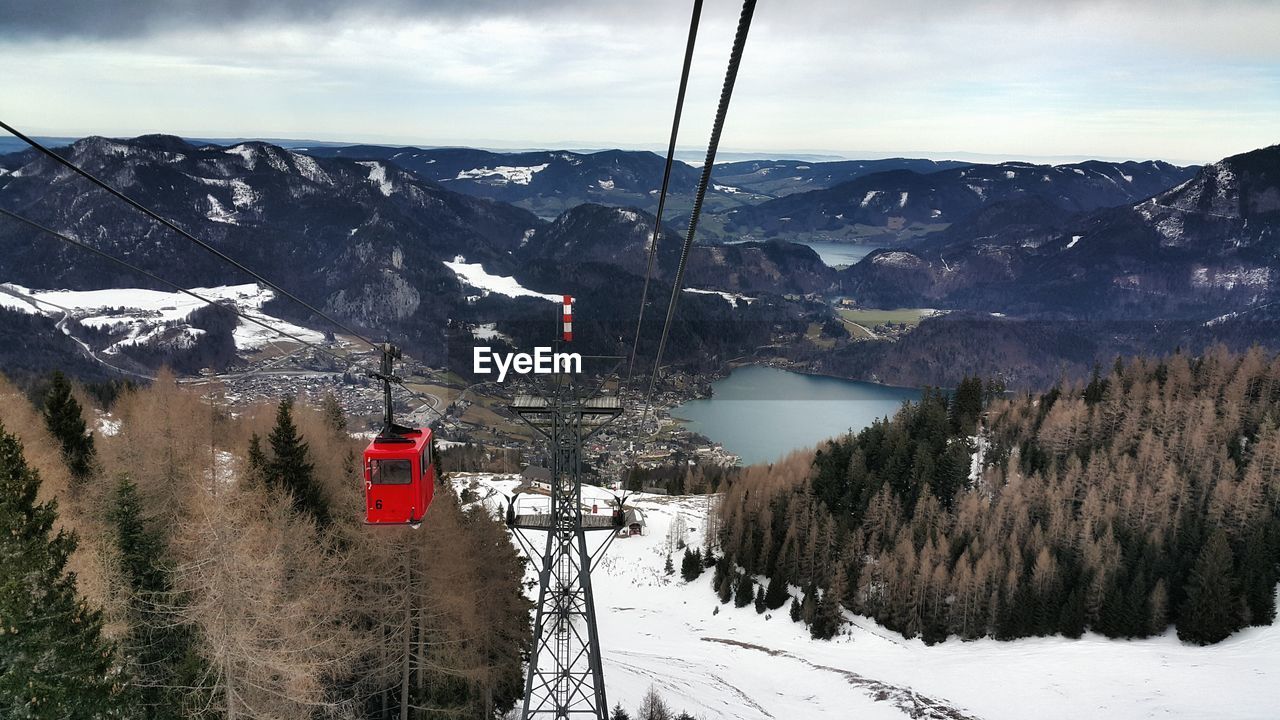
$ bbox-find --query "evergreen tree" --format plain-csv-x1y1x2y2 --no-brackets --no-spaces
611,703,632,720
108,476,205,719
664,554,674,576
320,391,348,434
680,548,703,582
1058,586,1087,639
716,569,734,604
42,371,95,483
1240,522,1279,626
733,573,754,608
801,584,817,625
789,597,802,622
810,582,845,640
763,572,789,610
0,424,123,718
245,432,268,486
266,398,329,526
1177,530,1242,645
753,586,766,614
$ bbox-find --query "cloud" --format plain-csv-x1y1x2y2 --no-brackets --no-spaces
0,0,672,39
1,0,1277,162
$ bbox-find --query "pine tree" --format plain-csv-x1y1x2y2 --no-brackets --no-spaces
42,371,95,483
811,575,846,640
680,548,703,582
716,569,734,604
246,432,268,486
763,571,789,610
1240,522,1278,626
664,554,674,576
789,597,802,622
0,423,123,718
1177,530,1242,645
320,391,348,434
753,586,766,614
733,573,754,608
109,476,205,719
611,703,632,720
266,398,329,526
801,583,817,625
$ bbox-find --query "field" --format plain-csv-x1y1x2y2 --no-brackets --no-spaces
838,307,938,328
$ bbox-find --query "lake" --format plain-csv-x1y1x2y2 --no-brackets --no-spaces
672,365,920,465
801,241,882,267
722,239,881,267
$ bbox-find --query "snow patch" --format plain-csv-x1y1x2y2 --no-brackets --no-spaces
859,190,880,208
471,323,511,342
683,288,756,308
597,178,615,190
898,191,909,208
205,194,238,224
455,163,549,185
0,283,326,353
1066,235,1083,249
223,144,257,167
442,257,559,301
357,161,395,196
1191,266,1271,291
870,251,924,269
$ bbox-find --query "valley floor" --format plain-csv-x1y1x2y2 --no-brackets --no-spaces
455,475,1280,720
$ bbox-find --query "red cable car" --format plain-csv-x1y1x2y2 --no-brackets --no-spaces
364,428,435,525
363,343,437,525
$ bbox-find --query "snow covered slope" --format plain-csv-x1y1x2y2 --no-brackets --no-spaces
0,282,326,353
455,474,1280,720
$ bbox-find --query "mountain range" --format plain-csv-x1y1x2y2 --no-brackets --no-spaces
842,145,1280,321
1,133,1275,386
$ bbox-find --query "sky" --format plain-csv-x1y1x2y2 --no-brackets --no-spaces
1,0,1278,164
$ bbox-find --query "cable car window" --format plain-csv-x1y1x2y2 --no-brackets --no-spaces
371,459,413,485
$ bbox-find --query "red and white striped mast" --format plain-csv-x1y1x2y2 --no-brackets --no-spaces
561,295,573,342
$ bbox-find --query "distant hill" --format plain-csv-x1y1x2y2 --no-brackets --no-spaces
302,145,986,220
718,159,1198,244
303,145,710,219
840,144,1280,320
710,158,971,197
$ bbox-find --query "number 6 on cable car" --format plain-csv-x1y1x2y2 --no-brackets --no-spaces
363,427,435,525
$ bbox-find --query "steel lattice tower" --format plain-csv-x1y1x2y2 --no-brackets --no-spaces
508,389,623,720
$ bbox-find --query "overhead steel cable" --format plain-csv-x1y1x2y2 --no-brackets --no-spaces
625,0,704,388
0,206,351,366
0,119,382,352
641,0,757,427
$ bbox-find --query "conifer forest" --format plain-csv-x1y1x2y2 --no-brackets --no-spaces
716,348,1280,645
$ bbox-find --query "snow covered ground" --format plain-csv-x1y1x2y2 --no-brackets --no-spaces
454,474,1280,720
454,163,549,185
683,288,757,308
0,282,326,353
443,257,560,302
